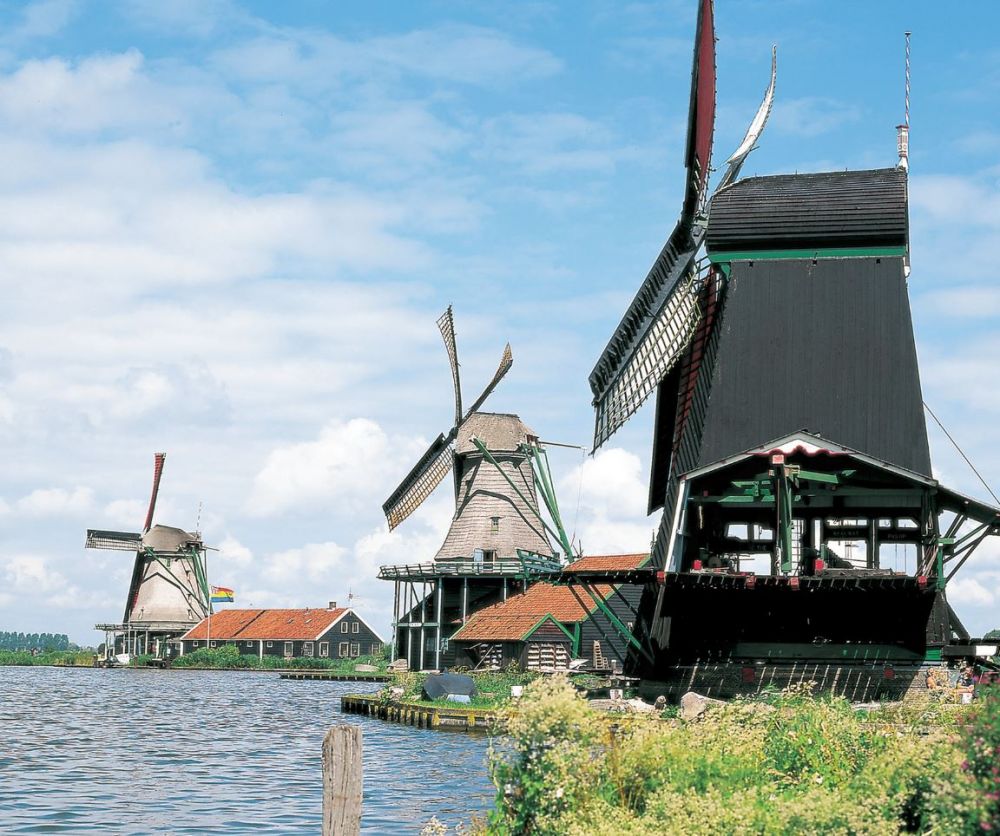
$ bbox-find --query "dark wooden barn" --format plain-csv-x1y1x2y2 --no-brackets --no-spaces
178,604,384,660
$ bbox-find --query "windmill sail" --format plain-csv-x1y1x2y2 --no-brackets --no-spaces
86,529,143,551
142,452,165,533
589,0,716,449
464,343,513,418
437,306,463,425
590,6,779,450
382,433,455,530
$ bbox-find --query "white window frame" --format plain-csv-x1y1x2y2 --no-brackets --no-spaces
193,641,200,647
319,642,329,658
303,641,314,658
339,642,349,657
341,622,349,633
266,641,273,648
283,641,293,658
372,642,382,655
245,641,253,647
352,622,359,634
350,642,360,658
210,641,217,648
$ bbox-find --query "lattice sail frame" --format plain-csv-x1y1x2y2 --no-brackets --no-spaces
437,306,463,425
593,268,703,448
383,435,455,531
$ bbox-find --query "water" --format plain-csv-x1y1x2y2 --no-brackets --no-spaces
0,667,494,834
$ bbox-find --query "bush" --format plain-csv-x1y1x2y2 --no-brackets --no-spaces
484,679,992,835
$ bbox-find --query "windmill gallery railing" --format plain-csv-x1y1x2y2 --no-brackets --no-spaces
377,551,561,582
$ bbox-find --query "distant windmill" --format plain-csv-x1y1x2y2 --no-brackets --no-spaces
382,306,551,561
87,453,211,660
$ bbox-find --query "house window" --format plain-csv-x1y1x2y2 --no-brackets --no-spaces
210,641,217,648
352,622,359,634
283,641,293,658
341,622,349,633
319,642,329,658
371,642,382,655
350,643,360,657
490,516,500,534
245,641,253,647
193,641,200,647
266,641,273,648
482,549,496,564
303,642,314,657
339,642,349,656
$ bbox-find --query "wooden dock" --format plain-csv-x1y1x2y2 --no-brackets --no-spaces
279,671,390,682
340,694,498,731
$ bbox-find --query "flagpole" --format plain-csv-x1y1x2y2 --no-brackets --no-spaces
206,541,211,651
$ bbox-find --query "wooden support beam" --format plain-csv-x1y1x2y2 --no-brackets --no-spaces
322,725,362,836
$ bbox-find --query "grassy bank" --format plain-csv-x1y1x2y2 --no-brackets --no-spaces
0,650,95,667
474,678,1000,835
166,644,388,672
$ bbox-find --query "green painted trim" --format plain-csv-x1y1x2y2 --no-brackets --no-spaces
708,245,907,263
925,648,943,662
522,614,575,643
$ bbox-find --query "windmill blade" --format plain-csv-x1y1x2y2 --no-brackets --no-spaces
437,306,463,426
142,452,166,533
589,0,716,449
86,529,143,551
589,226,703,448
717,46,777,192
682,0,717,220
463,343,513,419
382,433,455,530
591,260,703,449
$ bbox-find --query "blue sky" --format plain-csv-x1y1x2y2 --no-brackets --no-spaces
1,0,998,643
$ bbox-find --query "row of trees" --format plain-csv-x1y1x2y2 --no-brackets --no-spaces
0,632,76,651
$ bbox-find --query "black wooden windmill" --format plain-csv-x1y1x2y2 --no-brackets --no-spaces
572,0,1000,700
87,453,211,660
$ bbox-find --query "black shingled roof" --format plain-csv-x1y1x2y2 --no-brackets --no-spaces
706,168,908,253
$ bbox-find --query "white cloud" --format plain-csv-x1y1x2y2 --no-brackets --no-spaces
217,535,254,568
558,447,655,556
15,486,93,517
248,418,427,516
10,0,78,41
948,576,996,608
262,540,347,586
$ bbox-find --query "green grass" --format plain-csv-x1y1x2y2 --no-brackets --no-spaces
0,649,95,667
168,644,389,671
480,678,1000,835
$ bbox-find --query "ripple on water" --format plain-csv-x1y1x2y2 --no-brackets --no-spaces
0,667,493,834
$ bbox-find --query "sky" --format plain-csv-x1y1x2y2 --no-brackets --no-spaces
0,0,998,645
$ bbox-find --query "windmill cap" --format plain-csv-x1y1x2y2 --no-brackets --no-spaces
457,412,535,454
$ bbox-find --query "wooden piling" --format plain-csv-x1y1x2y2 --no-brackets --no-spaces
322,725,362,836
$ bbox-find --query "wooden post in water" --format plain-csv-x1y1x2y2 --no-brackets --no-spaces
322,725,362,836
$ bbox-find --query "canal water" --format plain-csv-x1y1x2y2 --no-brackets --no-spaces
0,666,494,833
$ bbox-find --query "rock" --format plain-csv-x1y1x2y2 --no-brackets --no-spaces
625,697,657,713
654,695,668,711
679,691,724,721
354,664,377,673
387,686,405,699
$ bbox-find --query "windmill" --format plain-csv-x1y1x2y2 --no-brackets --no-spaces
382,306,551,561
574,0,1000,698
88,453,211,661
378,307,560,671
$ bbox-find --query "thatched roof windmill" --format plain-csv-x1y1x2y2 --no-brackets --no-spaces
87,453,210,659
382,306,552,562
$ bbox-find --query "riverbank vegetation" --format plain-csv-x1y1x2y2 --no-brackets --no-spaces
0,649,94,666
167,644,388,671
481,678,999,834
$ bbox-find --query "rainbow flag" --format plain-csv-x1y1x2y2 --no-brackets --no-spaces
211,586,235,604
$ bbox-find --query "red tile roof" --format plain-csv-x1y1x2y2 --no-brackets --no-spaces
181,607,347,641
452,582,615,642
566,553,649,572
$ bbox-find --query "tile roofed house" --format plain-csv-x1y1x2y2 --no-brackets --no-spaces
178,604,385,662
450,576,639,672
565,553,650,573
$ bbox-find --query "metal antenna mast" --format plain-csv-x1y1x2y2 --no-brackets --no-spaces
897,31,911,170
